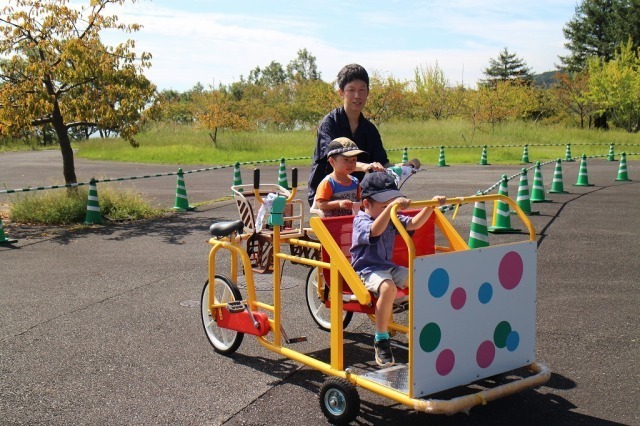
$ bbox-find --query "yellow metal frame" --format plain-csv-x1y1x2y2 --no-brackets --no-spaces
205,192,549,415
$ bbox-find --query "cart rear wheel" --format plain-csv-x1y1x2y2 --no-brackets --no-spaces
200,275,244,355
319,377,360,425
305,267,353,331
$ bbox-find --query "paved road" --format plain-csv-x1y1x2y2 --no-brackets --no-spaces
1,151,638,425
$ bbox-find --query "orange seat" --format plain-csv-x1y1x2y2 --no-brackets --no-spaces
319,210,435,313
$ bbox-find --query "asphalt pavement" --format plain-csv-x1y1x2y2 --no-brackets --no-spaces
1,151,638,425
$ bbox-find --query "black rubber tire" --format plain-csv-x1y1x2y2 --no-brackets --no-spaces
200,275,244,355
305,267,353,331
319,377,360,425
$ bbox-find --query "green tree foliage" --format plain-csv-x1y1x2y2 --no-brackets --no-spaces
0,0,156,184
286,48,321,82
413,62,463,120
248,60,287,87
482,48,533,86
588,40,640,132
560,0,640,72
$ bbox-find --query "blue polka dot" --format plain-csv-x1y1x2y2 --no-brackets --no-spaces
506,331,520,352
428,268,449,298
478,282,493,304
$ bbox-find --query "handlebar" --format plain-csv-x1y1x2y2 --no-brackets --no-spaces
252,167,298,205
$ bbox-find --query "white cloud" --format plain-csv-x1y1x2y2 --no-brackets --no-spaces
93,0,575,91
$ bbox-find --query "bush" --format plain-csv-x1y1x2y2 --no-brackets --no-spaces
9,187,164,225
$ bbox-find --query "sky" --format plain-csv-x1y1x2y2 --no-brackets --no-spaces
98,0,580,91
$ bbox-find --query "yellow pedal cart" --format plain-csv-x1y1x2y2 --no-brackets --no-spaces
201,168,550,425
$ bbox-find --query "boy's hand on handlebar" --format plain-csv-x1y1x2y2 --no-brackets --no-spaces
432,195,446,206
391,197,411,210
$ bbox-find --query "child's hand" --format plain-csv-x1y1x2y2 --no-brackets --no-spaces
432,195,446,206
392,197,411,210
338,200,353,209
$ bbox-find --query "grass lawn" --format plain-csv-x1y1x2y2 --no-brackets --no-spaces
74,120,640,166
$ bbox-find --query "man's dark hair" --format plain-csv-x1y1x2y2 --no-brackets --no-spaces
337,64,369,91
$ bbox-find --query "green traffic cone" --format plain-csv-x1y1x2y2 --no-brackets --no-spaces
277,157,289,189
438,146,449,167
615,152,631,181
548,158,568,194
489,174,521,234
232,161,243,194
564,144,573,162
530,161,551,202
468,199,490,248
607,143,615,161
573,154,594,187
402,147,408,164
173,168,195,211
521,144,531,163
0,218,18,244
480,145,488,165
516,168,538,215
84,178,102,225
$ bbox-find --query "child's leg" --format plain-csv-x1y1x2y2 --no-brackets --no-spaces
375,279,397,333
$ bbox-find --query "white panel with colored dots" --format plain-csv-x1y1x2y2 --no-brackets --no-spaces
411,241,537,397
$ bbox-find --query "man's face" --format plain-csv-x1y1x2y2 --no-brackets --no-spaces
339,80,369,113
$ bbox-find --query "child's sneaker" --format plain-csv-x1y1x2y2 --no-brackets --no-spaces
374,338,395,367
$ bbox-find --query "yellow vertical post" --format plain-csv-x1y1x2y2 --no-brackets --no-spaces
273,224,282,346
329,267,344,370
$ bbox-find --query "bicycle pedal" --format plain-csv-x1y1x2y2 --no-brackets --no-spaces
226,300,246,313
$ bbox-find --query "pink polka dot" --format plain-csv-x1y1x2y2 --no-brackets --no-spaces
450,287,466,310
476,340,496,368
436,349,455,376
499,251,523,290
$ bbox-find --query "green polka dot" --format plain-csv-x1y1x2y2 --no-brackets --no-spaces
420,322,441,352
493,321,512,348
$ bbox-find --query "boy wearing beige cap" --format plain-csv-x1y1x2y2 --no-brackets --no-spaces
312,137,365,217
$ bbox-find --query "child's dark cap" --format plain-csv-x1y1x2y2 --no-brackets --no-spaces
361,171,404,202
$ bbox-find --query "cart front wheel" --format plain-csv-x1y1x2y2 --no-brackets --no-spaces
200,275,244,355
305,267,353,331
319,377,360,425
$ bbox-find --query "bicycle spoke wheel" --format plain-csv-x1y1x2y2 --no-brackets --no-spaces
305,267,353,331
200,275,244,355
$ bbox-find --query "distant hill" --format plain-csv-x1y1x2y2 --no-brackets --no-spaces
533,70,561,87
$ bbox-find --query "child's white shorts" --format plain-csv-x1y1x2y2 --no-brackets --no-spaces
360,266,409,295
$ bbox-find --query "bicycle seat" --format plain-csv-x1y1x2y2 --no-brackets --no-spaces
209,220,245,237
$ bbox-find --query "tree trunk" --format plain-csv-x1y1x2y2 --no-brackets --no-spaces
51,100,77,184
209,127,218,147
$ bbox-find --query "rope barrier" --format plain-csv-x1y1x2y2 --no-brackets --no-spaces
0,148,636,196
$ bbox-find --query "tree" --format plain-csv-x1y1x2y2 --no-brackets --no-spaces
248,61,286,87
413,62,461,120
194,90,252,146
559,0,640,72
588,40,640,132
551,71,597,128
286,48,321,82
482,48,533,86
464,81,538,132
0,0,156,185
364,73,410,126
